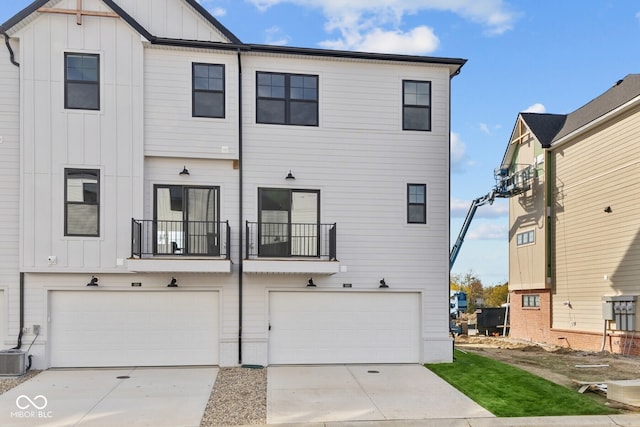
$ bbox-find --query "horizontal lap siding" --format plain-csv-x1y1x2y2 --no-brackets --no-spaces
144,48,239,158
240,55,451,341
552,105,640,332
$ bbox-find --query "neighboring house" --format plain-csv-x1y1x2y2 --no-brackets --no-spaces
0,0,465,370
501,74,640,355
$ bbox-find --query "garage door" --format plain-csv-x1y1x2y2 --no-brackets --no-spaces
50,290,219,367
269,291,420,364
0,290,4,346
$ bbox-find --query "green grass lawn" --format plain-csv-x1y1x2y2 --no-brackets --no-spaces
425,350,618,417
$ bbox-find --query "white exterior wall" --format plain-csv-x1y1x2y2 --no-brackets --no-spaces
2,0,457,368
17,6,144,272
0,38,20,347
144,47,239,159
239,54,452,364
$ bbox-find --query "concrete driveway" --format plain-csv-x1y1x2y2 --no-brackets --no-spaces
0,367,217,427
267,364,494,424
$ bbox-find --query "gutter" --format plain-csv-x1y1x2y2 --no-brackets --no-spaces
237,49,244,365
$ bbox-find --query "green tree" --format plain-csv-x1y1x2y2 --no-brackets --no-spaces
484,282,509,307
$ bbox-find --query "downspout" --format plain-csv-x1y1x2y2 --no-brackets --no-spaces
2,31,20,67
13,273,24,349
237,48,243,365
3,31,22,350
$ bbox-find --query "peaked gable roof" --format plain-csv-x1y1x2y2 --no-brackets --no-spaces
519,113,566,148
0,0,242,44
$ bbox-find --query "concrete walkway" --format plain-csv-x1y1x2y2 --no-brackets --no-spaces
0,367,217,427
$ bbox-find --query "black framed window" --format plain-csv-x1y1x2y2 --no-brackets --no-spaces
257,72,318,126
516,230,535,246
193,63,225,118
65,53,100,110
65,169,100,236
403,80,431,131
407,184,426,224
523,294,540,308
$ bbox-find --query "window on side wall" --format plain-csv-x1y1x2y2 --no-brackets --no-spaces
403,80,431,131
256,72,318,126
522,294,540,308
193,63,225,118
65,169,100,236
65,53,100,110
407,184,426,224
516,230,535,246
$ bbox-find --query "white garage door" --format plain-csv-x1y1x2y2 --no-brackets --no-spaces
0,290,4,347
269,291,420,364
50,290,219,367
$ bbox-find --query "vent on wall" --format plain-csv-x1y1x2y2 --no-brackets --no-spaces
0,350,27,376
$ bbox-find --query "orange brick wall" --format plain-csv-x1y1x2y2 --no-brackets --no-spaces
509,289,640,355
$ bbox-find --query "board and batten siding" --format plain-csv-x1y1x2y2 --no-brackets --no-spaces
552,104,640,333
143,47,239,159
238,54,452,362
0,38,21,344
16,9,144,272
508,130,547,291
113,0,233,43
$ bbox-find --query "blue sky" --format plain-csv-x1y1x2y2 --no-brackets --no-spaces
3,1,640,285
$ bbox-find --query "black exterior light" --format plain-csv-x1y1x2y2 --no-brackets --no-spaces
168,277,178,287
604,206,612,213
87,276,98,286
179,166,190,175
307,278,316,287
379,278,388,288
285,170,295,180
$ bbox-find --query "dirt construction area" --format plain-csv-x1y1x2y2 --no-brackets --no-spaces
455,335,640,412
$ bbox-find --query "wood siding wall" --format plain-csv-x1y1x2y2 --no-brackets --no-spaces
552,104,640,333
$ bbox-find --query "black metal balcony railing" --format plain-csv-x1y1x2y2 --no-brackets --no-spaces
131,219,230,259
245,221,336,260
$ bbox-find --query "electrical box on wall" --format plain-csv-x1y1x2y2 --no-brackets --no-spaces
603,295,637,331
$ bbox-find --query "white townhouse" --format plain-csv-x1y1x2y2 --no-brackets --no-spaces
0,0,465,370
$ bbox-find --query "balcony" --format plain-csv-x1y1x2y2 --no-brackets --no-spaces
244,221,339,274
127,219,231,273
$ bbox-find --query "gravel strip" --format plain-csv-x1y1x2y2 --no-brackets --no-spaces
0,370,41,395
200,366,267,426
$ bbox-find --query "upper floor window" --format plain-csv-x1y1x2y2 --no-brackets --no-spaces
65,169,100,236
516,230,535,246
256,72,318,126
193,63,225,118
407,184,426,224
403,80,431,131
65,53,100,110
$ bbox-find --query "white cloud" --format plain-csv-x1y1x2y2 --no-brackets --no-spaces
322,26,439,55
479,123,490,134
450,132,467,173
523,103,546,113
467,222,508,240
247,0,518,53
636,11,640,21
264,26,291,45
451,198,509,218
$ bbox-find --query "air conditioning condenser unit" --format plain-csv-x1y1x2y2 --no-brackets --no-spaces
0,349,27,376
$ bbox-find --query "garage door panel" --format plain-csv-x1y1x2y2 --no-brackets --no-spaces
50,291,219,367
269,291,420,364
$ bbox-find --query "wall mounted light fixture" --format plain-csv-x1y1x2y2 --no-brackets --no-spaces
285,170,295,180
604,206,612,213
179,166,190,176
87,276,98,286
307,278,316,287
379,278,388,288
168,277,178,287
